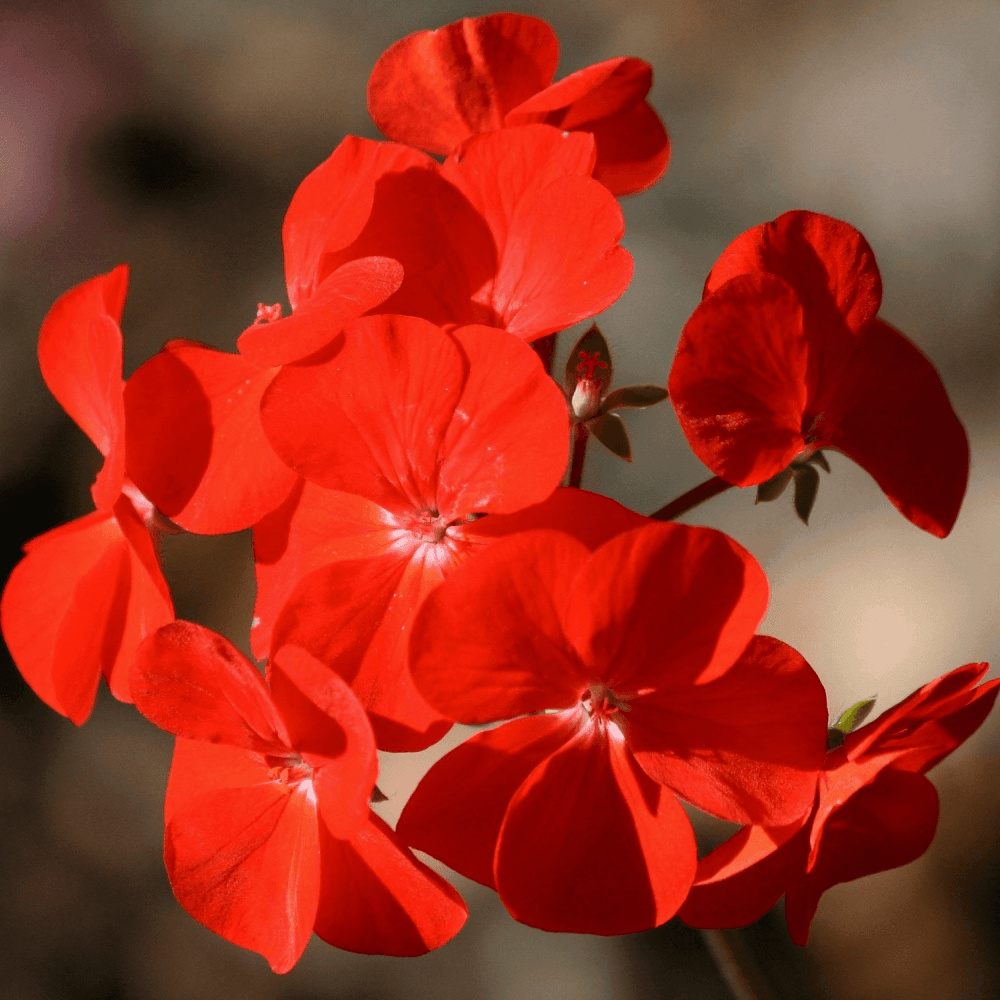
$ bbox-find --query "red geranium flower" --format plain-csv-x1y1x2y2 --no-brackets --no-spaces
270,126,633,342
668,210,969,536
679,662,999,944
131,621,467,972
397,522,828,934
367,13,670,195
1,266,173,724
254,313,574,751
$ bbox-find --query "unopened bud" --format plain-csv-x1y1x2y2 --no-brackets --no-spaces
571,378,603,420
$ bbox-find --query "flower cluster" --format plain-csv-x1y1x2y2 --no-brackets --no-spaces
1,11,992,976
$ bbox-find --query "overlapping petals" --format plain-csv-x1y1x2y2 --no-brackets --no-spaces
367,13,669,195
669,210,969,536
680,662,999,943
398,522,828,933
255,314,575,750
275,126,632,341
1,268,173,723
124,341,297,534
132,622,467,971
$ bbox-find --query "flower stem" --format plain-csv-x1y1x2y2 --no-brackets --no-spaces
649,475,733,521
568,422,589,489
700,929,777,1000
532,332,558,375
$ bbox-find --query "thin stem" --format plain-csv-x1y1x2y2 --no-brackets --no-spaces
700,929,777,1000
531,332,558,375
568,422,589,489
649,475,733,521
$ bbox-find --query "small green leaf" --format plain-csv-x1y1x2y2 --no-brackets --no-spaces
826,727,846,751
793,463,820,524
756,466,793,504
601,384,668,412
590,412,632,461
831,697,877,735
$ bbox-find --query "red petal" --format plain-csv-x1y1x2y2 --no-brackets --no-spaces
165,747,320,973
440,125,596,256
495,723,696,933
822,319,969,537
508,57,651,126
467,486,649,546
491,173,633,340
679,823,805,930
668,273,809,486
124,341,296,534
409,531,592,724
0,498,170,725
397,712,582,888
705,211,882,341
260,315,464,512
164,737,270,824
1,510,127,723
271,550,452,752
848,662,999,772
784,768,939,945
505,57,669,196
314,811,467,955
367,14,559,155
103,494,175,702
437,325,568,516
629,635,827,826
37,266,128,508
562,522,769,689
269,645,378,838
283,137,426,309
251,482,401,660
238,257,403,367
131,620,289,753
586,100,671,197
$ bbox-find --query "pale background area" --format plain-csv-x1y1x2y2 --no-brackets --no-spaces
1,0,998,997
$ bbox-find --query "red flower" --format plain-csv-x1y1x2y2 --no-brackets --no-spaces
668,211,969,536
131,621,467,972
367,13,670,195
273,126,633,342
397,523,828,934
1,266,173,724
679,662,1000,944
254,314,575,751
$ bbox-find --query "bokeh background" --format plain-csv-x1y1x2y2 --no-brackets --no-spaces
2,0,999,997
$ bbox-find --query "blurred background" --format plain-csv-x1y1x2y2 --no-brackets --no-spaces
2,0,999,997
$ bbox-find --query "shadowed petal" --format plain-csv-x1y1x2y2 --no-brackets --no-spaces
629,636,826,826
495,723,696,934
132,621,288,753
397,712,582,887
124,341,296,534
367,14,558,155
315,811,467,955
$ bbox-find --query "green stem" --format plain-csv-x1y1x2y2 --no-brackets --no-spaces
700,929,777,1000
568,422,589,489
649,475,733,521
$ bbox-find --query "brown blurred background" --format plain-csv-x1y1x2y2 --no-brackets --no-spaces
2,0,998,997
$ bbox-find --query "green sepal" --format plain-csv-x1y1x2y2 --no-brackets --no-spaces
590,412,632,461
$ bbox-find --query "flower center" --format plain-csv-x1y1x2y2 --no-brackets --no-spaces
404,507,451,544
582,682,632,725
265,752,311,786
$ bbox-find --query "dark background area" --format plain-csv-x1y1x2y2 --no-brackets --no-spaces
2,0,999,997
